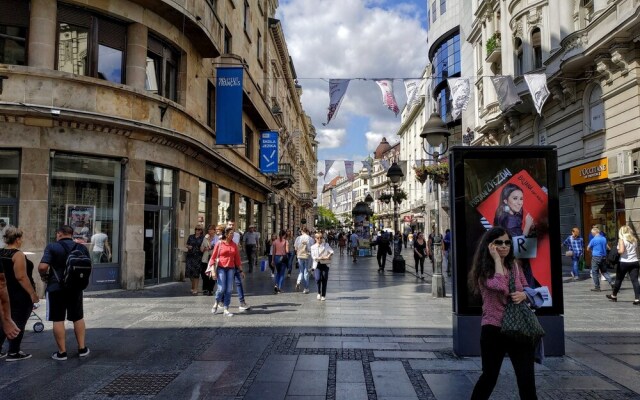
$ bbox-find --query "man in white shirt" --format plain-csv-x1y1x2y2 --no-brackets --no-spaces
90,228,111,264
294,227,314,293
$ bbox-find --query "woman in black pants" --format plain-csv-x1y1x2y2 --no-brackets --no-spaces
606,225,639,305
413,232,427,279
0,226,39,361
311,233,334,301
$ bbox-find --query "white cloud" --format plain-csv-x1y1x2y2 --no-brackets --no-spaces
315,128,346,149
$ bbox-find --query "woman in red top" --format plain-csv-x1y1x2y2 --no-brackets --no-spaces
468,227,537,400
210,227,242,317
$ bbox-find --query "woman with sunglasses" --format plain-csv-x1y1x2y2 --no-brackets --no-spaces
468,227,538,400
186,225,205,295
210,227,242,317
311,233,334,301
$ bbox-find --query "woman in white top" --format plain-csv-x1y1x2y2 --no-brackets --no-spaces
311,232,334,301
606,225,639,305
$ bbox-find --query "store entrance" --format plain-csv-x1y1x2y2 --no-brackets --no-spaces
144,208,173,284
582,184,625,264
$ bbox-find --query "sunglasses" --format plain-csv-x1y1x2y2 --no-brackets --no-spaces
493,240,512,246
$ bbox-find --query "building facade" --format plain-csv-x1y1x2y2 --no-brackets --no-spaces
0,0,317,291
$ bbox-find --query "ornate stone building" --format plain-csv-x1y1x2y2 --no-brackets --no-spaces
0,0,317,290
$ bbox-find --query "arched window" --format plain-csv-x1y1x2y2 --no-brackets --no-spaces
531,28,542,69
588,85,604,132
514,38,523,75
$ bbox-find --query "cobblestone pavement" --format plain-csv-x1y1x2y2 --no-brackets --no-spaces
1,247,639,399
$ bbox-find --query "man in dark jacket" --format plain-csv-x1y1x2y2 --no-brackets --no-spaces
376,232,392,272
38,225,91,361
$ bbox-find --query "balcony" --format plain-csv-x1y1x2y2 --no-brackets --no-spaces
271,163,296,190
485,46,501,64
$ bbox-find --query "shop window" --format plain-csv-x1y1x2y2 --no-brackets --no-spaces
588,84,604,132
0,0,28,65
531,28,542,69
57,5,126,83
145,35,179,101
253,202,262,233
239,197,249,233
198,180,212,228
0,150,20,237
49,154,123,264
217,187,233,225
144,164,173,207
514,37,523,76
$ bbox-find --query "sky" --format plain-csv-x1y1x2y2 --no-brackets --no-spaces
276,0,428,191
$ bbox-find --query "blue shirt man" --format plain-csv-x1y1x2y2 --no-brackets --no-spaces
587,232,607,257
587,228,613,290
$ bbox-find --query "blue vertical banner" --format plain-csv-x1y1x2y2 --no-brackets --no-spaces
259,131,279,173
215,67,244,145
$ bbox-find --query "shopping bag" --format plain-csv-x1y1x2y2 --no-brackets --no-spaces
260,259,268,272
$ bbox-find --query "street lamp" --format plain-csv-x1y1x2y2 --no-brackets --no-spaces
420,112,451,298
386,162,405,273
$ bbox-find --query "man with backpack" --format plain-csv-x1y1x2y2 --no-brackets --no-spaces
294,228,314,293
38,225,92,360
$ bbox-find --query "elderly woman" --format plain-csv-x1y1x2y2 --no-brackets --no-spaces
186,225,205,295
0,226,39,361
199,224,219,296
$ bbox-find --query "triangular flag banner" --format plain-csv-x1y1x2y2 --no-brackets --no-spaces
404,79,422,110
448,78,471,120
490,75,522,112
362,159,372,173
323,79,350,126
344,160,354,180
324,160,335,177
331,188,337,204
380,159,390,172
375,79,400,116
523,74,550,116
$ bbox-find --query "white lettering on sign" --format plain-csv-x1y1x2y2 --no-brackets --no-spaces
579,164,606,179
218,77,242,87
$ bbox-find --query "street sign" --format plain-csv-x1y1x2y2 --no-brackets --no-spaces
259,131,279,173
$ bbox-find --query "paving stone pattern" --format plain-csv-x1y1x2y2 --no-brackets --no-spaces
1,248,639,399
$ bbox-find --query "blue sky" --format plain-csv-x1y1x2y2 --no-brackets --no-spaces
277,0,428,187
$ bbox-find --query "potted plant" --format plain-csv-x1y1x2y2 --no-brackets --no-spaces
416,162,450,185
486,32,501,55
393,188,408,204
378,193,392,203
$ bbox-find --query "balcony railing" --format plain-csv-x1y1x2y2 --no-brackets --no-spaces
271,163,296,190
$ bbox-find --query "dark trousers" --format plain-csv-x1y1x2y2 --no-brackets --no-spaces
199,262,216,293
471,325,538,400
613,261,640,299
315,264,329,296
245,244,256,272
0,297,32,353
377,250,387,270
414,255,425,274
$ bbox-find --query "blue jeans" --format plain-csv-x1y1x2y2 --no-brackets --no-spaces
215,268,235,307
297,258,310,289
274,255,286,289
287,251,295,273
571,255,580,277
234,268,245,303
591,256,613,288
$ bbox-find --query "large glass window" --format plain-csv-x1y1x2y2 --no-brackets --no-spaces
217,187,232,225
146,36,179,101
433,33,461,87
0,150,20,243
198,180,212,228
588,85,605,132
57,5,126,83
239,197,249,233
49,154,122,264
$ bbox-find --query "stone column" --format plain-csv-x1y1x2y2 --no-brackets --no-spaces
126,23,148,90
123,159,146,290
28,0,57,69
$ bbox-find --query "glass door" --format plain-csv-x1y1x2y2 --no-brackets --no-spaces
144,208,173,284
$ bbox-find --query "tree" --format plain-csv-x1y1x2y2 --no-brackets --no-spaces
316,205,339,230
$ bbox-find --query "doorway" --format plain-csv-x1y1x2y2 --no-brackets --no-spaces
144,208,173,284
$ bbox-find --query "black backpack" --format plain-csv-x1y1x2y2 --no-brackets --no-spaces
53,242,93,290
606,246,620,267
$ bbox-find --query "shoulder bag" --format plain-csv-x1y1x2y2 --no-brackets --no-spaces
500,266,545,346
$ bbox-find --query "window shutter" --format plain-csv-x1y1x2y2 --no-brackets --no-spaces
98,18,126,50
57,4,91,27
0,0,29,27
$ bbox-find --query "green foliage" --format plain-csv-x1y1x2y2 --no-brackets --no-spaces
415,162,450,185
486,32,501,55
393,189,408,203
316,205,339,230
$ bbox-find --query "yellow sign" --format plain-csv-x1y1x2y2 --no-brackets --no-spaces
570,158,608,186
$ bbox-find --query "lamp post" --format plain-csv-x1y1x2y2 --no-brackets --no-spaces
386,162,405,273
420,112,451,298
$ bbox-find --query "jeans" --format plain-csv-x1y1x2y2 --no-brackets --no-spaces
245,244,256,273
234,268,245,303
471,325,538,400
315,264,329,296
612,261,640,299
414,255,425,275
591,256,613,288
571,255,580,277
286,251,295,273
274,255,286,289
215,268,235,308
297,258,310,289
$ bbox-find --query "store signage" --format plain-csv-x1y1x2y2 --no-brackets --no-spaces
570,158,608,186
215,67,244,145
259,130,279,173
402,216,412,222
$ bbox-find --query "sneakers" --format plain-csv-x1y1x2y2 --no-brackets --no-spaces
239,302,251,311
0,352,6,359
295,283,300,292
79,347,90,357
570,272,575,279
274,286,279,294
211,302,219,314
223,308,233,317
317,294,321,300
51,351,68,361
320,296,326,301
6,351,32,362
303,289,310,294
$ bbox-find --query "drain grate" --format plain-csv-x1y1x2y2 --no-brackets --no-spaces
97,373,179,395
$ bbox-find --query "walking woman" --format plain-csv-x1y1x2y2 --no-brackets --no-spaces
468,227,538,400
271,230,289,294
185,225,205,295
286,229,295,277
311,232,334,301
0,226,39,361
338,232,346,256
413,232,427,279
199,224,218,296
606,225,640,305
210,227,241,317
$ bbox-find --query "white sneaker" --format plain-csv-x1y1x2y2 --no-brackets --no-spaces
239,302,251,311
303,289,309,294
317,294,321,300
271,273,275,278
601,275,606,281
211,302,218,314
320,296,326,301
223,308,234,317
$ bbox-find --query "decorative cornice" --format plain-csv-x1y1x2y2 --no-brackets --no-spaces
594,54,613,85
527,7,542,25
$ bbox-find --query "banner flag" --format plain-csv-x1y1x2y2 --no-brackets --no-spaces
325,160,335,177
448,78,471,120
362,159,372,173
259,131,279,173
331,188,337,204
375,79,400,116
344,160,354,180
380,159,390,172
490,75,522,112
523,74,550,116
215,67,244,145
404,79,422,110
324,79,350,126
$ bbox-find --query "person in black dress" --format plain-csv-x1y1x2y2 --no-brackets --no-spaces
414,232,427,279
376,232,391,272
186,225,205,295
